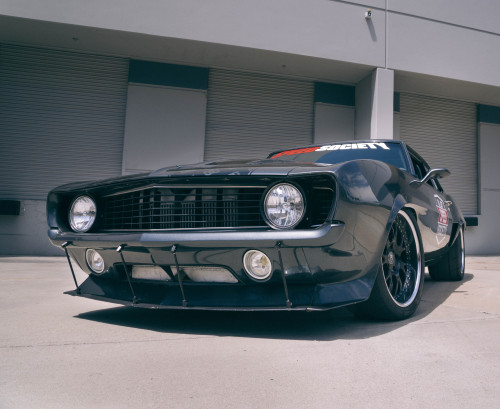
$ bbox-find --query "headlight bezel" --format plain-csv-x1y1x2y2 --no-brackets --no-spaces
262,182,306,230
68,195,97,233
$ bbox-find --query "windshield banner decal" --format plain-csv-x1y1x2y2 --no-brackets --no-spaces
271,147,320,159
272,142,390,158
316,142,390,151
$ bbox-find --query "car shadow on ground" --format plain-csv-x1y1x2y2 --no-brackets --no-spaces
75,272,473,341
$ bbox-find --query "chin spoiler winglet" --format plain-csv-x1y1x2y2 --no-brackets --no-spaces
62,241,80,294
171,244,188,307
116,245,138,304
276,241,292,309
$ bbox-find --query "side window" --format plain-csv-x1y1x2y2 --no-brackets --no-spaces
409,153,427,180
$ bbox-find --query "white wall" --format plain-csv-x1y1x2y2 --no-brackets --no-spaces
314,104,354,144
355,69,394,140
122,84,207,174
3,0,500,88
0,0,386,68
389,0,500,35
0,201,61,256
466,123,500,255
387,6,500,88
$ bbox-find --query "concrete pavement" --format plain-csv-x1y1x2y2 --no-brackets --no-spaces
0,256,499,408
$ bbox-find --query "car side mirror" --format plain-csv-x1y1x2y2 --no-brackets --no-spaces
411,168,450,186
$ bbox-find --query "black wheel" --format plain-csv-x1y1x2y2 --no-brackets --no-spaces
358,210,424,320
429,227,465,281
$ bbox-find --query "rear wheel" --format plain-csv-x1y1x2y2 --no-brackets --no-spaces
358,210,424,320
429,227,465,281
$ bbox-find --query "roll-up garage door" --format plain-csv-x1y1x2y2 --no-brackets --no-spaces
204,69,314,160
0,44,128,200
399,93,477,215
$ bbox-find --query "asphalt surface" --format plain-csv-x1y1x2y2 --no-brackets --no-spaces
0,256,499,409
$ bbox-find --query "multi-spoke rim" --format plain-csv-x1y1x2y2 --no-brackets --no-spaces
382,211,422,307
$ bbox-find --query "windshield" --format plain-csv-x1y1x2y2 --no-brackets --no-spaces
269,141,408,171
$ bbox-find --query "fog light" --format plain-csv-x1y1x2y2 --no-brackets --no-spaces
86,249,105,274
243,250,272,281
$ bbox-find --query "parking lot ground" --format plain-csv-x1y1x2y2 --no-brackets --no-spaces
0,256,499,409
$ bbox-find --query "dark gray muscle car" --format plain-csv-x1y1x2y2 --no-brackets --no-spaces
47,140,465,320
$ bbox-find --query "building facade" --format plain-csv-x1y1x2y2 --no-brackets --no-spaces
1,0,499,255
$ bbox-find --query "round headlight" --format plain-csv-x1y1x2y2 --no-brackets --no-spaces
86,249,105,274
243,250,272,281
264,183,305,229
69,196,96,232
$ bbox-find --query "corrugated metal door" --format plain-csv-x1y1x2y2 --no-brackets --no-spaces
204,69,314,160
0,44,128,200
399,93,477,214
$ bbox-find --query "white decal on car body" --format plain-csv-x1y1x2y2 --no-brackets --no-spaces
316,142,389,151
434,194,449,245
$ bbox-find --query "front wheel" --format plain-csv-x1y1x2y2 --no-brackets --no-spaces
358,210,424,321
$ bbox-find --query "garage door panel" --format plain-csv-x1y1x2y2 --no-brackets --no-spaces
205,69,314,160
0,44,128,200
400,93,477,214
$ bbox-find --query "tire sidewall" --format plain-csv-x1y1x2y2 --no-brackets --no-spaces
451,227,465,280
368,209,425,320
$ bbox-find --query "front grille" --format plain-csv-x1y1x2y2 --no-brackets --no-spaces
310,187,336,226
101,186,267,230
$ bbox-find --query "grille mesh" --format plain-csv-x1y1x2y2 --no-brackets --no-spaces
101,187,266,230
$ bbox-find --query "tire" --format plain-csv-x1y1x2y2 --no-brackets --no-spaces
429,227,465,281
358,210,424,321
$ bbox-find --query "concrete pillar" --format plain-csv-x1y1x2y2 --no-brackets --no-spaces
355,68,394,140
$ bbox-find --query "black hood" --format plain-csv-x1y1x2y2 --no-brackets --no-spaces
50,158,337,193
149,158,333,177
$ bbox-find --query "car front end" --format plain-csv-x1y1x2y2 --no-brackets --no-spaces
47,161,386,311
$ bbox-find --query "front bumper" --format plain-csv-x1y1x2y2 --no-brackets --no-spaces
51,223,379,311
48,223,344,249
